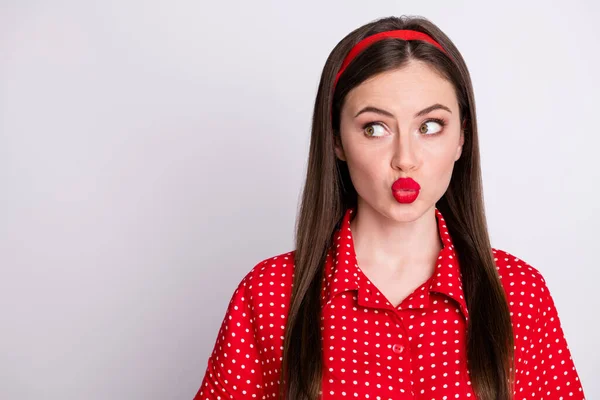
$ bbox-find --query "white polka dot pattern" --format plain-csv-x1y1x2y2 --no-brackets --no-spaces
194,208,585,399
494,248,586,399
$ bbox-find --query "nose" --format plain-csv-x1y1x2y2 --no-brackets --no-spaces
391,131,419,172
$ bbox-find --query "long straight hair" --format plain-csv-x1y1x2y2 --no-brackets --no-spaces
279,16,514,400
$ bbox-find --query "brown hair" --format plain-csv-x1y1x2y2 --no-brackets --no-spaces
279,15,514,400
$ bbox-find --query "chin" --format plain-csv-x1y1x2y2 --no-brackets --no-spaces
369,200,422,223
388,205,422,220
358,194,435,222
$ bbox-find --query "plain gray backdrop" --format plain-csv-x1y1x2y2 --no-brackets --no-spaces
1,0,598,399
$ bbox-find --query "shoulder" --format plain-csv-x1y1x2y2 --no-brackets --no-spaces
231,250,297,310
491,247,547,287
200,251,297,397
490,247,552,318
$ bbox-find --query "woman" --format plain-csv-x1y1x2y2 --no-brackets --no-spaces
194,16,586,400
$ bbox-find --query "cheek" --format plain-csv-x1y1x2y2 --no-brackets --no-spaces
338,130,386,191
347,156,376,179
422,137,461,170
344,149,386,185
426,150,459,190
430,151,457,172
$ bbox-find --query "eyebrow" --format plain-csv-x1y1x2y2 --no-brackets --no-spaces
354,103,452,119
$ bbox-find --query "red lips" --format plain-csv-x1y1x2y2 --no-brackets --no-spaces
392,177,421,191
391,177,421,204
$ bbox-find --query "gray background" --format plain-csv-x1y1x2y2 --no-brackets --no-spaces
1,0,597,399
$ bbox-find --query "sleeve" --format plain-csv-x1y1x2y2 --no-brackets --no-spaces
193,272,265,399
515,276,586,399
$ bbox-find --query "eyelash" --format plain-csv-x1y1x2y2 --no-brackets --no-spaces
362,118,448,138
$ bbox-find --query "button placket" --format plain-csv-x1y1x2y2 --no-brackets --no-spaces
387,312,413,396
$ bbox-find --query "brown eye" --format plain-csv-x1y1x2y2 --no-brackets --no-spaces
363,123,385,138
419,120,444,135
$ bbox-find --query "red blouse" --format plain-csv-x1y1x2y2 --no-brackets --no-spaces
194,207,585,399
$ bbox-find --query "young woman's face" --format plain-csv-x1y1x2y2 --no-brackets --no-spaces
335,60,464,221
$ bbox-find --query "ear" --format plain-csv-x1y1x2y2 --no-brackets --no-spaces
334,133,347,161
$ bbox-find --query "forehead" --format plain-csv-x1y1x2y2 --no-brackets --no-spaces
343,61,458,116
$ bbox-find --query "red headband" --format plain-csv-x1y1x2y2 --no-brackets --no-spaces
333,30,449,92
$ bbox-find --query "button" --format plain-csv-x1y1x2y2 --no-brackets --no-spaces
392,344,404,354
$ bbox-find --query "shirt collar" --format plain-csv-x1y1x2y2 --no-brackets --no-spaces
321,207,469,321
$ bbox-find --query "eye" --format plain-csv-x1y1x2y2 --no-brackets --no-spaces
419,118,446,135
363,122,387,138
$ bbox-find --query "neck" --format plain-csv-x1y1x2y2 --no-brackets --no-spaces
349,200,443,276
